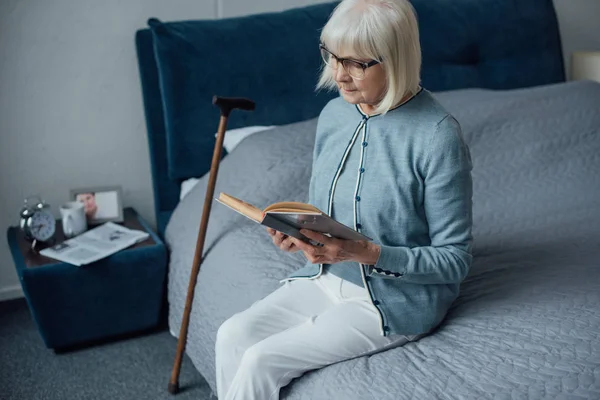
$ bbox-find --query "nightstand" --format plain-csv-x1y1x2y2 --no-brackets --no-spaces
6,207,167,351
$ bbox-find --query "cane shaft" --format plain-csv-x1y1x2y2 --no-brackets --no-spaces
169,115,229,393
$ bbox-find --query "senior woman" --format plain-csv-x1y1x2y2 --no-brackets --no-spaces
215,0,473,399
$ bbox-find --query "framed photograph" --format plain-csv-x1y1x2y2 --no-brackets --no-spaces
70,186,124,224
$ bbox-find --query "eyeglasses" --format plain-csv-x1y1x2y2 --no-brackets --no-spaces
319,44,381,80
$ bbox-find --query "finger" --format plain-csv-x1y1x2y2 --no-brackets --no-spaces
285,240,302,253
294,240,322,260
273,231,286,244
275,231,288,240
299,229,329,245
304,251,324,264
271,232,284,246
280,237,295,251
266,228,276,236
290,237,313,253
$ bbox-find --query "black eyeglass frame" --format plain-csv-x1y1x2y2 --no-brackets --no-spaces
319,44,381,77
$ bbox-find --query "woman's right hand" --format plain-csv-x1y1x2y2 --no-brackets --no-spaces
266,228,300,253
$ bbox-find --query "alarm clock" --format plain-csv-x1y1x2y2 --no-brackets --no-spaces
19,196,56,249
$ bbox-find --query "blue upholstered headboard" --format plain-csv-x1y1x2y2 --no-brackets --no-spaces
135,0,565,236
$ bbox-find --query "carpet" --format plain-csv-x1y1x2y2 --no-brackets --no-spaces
0,298,213,400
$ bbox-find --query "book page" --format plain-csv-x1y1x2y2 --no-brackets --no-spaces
217,193,263,222
263,201,322,214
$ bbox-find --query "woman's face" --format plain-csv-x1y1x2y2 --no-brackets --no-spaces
331,49,387,113
77,193,97,218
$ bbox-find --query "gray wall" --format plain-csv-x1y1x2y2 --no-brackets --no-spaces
554,0,600,78
0,0,599,300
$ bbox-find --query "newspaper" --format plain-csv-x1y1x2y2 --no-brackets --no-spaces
39,222,150,266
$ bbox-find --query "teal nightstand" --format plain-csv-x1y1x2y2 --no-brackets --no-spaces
6,207,167,350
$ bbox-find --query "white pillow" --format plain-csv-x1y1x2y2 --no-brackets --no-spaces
216,125,276,153
179,177,201,201
179,125,276,201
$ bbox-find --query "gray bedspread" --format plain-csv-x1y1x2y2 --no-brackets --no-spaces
165,80,600,399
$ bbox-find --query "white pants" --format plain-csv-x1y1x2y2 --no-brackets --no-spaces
215,272,410,400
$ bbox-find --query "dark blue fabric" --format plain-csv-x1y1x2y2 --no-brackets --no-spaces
135,29,181,234
135,0,564,236
148,3,339,182
417,0,565,89
6,209,167,349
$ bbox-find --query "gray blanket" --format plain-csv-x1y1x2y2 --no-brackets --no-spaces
165,80,600,399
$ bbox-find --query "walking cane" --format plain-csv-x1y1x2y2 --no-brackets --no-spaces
168,96,256,394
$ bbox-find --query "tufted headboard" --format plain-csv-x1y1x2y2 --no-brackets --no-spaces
135,0,565,236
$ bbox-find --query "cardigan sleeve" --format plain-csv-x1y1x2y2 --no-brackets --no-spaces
367,115,474,284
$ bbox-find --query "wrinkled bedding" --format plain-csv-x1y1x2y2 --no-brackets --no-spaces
165,81,600,399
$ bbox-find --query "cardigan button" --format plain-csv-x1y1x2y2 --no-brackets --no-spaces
356,223,362,229
360,168,365,173
373,300,380,306
383,326,390,332
362,142,368,147
355,196,361,201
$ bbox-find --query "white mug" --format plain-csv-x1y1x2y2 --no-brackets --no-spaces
60,201,87,238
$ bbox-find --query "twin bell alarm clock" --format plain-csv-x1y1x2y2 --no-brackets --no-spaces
19,195,56,249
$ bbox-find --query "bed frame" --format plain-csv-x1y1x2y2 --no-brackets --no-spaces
135,0,565,237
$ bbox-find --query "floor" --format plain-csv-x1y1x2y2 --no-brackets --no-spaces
0,297,213,400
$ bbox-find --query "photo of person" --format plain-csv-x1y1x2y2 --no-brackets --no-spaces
76,192,98,219
72,186,123,224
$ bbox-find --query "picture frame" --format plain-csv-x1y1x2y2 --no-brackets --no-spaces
70,186,124,225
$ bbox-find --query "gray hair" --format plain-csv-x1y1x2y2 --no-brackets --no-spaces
317,0,422,115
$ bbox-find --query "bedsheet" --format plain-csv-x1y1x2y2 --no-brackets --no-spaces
165,81,600,399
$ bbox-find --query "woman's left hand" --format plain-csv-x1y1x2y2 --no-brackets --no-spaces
290,229,381,265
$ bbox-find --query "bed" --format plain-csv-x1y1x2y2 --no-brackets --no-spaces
135,0,600,398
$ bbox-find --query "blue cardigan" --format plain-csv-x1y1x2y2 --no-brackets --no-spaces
283,89,474,337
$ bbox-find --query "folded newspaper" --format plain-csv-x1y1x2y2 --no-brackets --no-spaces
39,222,150,266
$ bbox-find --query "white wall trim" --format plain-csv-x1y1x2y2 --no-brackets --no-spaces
0,285,24,302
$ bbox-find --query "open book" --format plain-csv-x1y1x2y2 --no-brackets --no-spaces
39,222,150,266
216,192,371,243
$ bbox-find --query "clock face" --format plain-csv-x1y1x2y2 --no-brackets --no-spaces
28,210,56,242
